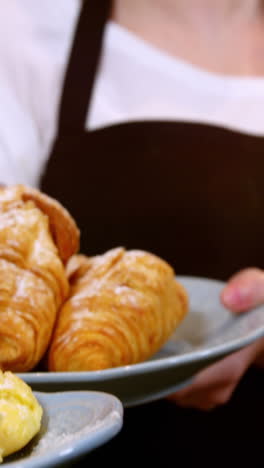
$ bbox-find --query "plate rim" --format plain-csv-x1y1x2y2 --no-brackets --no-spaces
4,390,123,467
17,275,264,383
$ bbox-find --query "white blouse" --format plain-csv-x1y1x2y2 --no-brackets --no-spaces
1,0,264,187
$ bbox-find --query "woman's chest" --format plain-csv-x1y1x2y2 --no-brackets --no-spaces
42,121,264,278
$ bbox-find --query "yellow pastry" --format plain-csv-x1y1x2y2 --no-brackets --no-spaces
0,185,80,372
48,247,188,371
0,370,42,462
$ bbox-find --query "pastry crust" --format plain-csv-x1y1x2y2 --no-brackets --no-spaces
21,185,80,264
48,247,188,371
0,185,78,371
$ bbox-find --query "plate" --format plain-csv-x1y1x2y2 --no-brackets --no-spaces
4,391,123,467
18,276,264,407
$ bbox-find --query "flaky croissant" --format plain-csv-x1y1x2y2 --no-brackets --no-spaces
0,185,80,372
48,247,188,371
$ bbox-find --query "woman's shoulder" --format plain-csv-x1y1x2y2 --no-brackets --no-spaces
0,0,80,62
0,0,82,187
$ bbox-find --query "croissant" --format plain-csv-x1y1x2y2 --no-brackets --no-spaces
48,247,188,371
0,185,80,372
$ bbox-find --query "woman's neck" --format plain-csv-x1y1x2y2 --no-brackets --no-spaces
112,0,263,28
159,1,261,21
112,0,264,75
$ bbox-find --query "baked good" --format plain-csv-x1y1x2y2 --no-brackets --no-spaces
21,185,80,264
48,247,188,371
0,185,79,371
0,370,42,462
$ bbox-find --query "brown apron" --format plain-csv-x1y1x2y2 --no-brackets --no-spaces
41,0,264,282
40,2,264,465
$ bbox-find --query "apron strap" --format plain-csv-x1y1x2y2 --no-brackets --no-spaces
57,0,111,134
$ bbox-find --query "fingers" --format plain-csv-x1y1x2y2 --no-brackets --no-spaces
220,268,264,313
168,268,264,411
168,343,259,410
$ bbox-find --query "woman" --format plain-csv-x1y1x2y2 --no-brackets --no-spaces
1,0,264,464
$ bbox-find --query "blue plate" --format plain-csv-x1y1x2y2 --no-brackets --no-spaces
18,276,264,407
4,391,123,467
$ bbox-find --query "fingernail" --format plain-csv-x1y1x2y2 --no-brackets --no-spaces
222,288,238,306
222,287,249,309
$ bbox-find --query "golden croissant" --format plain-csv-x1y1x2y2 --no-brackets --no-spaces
48,247,188,371
0,184,80,372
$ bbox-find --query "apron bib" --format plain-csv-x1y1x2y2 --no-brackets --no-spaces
41,0,264,281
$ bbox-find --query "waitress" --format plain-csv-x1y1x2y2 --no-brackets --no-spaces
2,0,264,465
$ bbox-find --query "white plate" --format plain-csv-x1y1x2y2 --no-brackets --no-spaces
18,276,264,407
4,391,123,467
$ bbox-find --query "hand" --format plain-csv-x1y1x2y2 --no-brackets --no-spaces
168,268,264,410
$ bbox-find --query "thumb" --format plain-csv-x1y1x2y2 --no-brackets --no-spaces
220,268,264,313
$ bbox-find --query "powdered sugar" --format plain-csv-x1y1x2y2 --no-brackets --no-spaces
33,408,121,455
